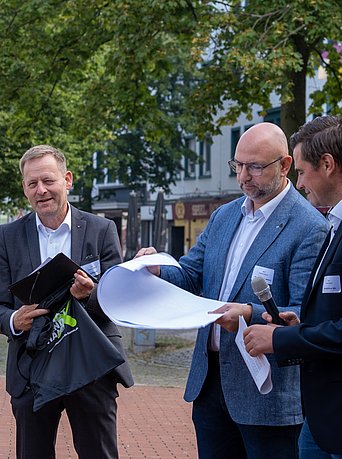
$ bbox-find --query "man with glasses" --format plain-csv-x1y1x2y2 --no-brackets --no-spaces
137,122,329,458
243,115,342,458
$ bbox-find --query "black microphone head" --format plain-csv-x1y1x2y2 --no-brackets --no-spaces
251,276,272,302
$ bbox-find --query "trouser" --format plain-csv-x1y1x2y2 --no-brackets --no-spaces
192,351,302,459
11,373,119,459
299,420,342,459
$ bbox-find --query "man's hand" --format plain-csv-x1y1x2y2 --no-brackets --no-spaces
135,247,160,276
262,311,300,326
243,324,278,356
212,302,253,332
70,269,94,300
13,304,49,332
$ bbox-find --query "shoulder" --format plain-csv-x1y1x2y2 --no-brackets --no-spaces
0,212,34,232
284,186,328,226
71,206,113,228
211,196,244,219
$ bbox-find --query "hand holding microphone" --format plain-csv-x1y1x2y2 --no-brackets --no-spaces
251,276,286,326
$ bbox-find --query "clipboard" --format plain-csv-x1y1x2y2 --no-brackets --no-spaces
9,252,97,305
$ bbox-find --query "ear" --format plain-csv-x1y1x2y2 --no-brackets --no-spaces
65,171,73,190
280,155,292,176
320,153,335,175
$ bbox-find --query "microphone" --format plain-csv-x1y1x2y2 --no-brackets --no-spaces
251,276,286,326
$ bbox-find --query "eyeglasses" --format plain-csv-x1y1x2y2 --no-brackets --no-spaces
228,157,283,176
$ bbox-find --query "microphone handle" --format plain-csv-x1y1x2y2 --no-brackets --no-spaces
263,298,286,326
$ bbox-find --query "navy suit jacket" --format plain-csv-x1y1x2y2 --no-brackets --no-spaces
161,185,329,425
0,205,133,398
274,217,342,453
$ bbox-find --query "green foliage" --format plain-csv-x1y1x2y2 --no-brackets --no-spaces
0,0,340,212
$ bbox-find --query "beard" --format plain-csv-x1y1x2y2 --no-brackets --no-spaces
239,174,282,201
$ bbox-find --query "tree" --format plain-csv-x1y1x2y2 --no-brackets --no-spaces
0,0,198,211
0,0,341,211
186,0,342,140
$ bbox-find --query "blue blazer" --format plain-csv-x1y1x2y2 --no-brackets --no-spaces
0,205,133,397
161,185,329,426
274,220,342,453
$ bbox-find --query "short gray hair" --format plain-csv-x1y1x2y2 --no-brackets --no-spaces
19,145,67,175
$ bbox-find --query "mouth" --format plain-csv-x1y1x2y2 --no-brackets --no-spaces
36,197,53,205
240,183,256,191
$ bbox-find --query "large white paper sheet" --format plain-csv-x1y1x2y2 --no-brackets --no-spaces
97,253,225,329
235,316,273,394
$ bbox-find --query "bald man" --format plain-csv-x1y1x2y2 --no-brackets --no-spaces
137,122,329,458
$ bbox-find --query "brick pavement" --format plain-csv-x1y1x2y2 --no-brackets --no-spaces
0,376,197,459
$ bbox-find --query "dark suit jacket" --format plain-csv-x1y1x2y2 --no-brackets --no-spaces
0,205,133,398
274,222,342,454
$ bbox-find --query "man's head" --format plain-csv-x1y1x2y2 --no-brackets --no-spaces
231,122,292,210
290,115,342,207
20,145,73,229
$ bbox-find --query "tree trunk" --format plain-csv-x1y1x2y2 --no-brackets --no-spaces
281,35,311,141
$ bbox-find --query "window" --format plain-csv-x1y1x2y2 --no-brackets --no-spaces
199,138,212,177
184,137,196,179
230,128,240,176
264,107,281,126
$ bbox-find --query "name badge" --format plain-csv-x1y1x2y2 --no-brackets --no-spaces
322,275,341,294
81,258,101,278
252,266,275,285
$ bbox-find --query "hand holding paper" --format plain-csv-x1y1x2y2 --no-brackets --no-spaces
235,316,273,394
97,253,225,329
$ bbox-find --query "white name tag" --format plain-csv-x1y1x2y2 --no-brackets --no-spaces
252,266,275,285
322,275,341,294
81,259,101,278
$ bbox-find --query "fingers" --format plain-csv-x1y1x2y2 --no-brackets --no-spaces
261,312,274,323
243,325,275,355
13,304,48,332
279,311,300,326
71,270,94,300
135,247,157,258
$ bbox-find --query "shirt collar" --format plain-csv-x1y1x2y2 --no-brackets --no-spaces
327,200,342,232
35,204,72,233
241,179,291,220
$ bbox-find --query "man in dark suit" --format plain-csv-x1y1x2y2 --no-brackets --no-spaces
243,115,342,458
0,145,133,459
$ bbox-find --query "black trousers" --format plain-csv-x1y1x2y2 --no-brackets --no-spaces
11,373,119,459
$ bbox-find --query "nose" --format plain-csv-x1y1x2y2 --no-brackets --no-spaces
296,175,303,190
36,180,47,194
238,163,251,181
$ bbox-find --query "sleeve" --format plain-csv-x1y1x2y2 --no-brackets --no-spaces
274,317,342,366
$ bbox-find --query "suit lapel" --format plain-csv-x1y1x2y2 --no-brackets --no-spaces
25,213,41,269
70,206,86,264
229,186,297,300
315,223,342,282
211,202,243,299
302,224,342,312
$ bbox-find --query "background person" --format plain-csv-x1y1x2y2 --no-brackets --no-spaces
137,122,329,459
0,145,133,459
243,115,342,458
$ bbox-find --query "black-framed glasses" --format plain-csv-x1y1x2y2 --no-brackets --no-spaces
228,156,283,176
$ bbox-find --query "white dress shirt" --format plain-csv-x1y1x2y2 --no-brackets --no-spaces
312,199,342,286
10,206,72,335
36,206,72,263
210,180,291,351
